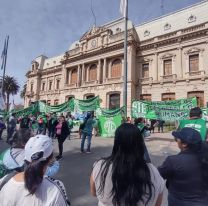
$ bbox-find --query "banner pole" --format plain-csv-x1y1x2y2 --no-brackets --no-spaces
123,0,128,117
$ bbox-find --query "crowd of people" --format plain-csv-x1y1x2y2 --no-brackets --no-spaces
0,107,207,206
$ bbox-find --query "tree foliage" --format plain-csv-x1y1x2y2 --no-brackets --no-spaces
3,75,20,111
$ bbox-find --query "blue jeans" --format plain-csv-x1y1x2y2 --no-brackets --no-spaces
81,132,92,152
48,128,55,138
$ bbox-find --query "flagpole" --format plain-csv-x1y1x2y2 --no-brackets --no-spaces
123,0,128,116
1,35,9,94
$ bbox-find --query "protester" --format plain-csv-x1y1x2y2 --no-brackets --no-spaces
158,128,208,206
0,116,6,140
0,135,70,205
47,113,58,138
134,117,151,163
90,123,164,206
36,114,47,135
0,129,60,178
55,116,70,160
66,114,73,140
150,119,157,133
178,107,207,141
80,112,96,153
158,120,165,133
7,113,17,143
19,115,31,129
126,116,131,123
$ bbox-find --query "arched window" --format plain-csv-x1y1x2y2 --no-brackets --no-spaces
71,69,78,84
65,95,75,102
47,100,51,105
111,59,121,78
89,65,97,81
54,99,59,105
109,93,120,109
85,94,95,99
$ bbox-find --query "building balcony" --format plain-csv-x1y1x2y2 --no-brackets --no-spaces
161,74,177,83
105,76,123,83
186,70,205,81
140,77,153,85
82,80,98,86
65,83,78,88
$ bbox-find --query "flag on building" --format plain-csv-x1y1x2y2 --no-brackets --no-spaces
120,0,127,17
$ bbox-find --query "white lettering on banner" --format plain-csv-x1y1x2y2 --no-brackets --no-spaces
104,118,116,135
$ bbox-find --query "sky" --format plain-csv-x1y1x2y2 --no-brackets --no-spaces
0,0,201,104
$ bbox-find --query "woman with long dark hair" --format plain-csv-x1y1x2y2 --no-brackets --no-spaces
55,115,70,160
90,123,164,206
0,135,70,205
158,127,208,206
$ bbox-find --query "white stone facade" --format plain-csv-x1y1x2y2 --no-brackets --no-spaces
25,0,208,113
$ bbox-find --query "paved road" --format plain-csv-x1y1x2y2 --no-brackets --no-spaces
0,132,179,206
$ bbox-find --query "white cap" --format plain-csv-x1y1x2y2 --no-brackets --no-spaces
24,135,53,162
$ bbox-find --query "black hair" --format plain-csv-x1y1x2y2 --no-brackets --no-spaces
189,107,202,118
96,123,154,206
134,117,144,126
184,142,208,191
11,128,32,148
24,153,53,195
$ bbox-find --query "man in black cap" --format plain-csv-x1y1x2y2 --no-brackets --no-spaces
158,127,208,206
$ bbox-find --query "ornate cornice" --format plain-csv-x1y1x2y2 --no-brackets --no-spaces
139,26,208,51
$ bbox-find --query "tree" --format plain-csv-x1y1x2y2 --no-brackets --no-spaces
3,75,20,111
20,83,27,99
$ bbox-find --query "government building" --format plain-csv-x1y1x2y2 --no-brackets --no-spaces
25,1,208,113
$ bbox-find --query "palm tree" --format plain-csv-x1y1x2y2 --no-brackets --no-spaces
3,75,20,111
20,83,27,99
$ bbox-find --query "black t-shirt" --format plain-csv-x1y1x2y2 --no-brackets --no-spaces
158,150,208,206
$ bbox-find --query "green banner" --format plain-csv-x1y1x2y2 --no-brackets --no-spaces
96,107,124,137
98,114,122,137
38,100,74,114
74,96,100,112
7,96,100,118
132,97,197,121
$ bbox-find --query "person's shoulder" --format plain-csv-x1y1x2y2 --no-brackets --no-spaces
44,177,69,203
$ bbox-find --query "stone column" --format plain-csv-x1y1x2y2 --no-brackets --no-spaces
98,59,101,83
81,64,85,84
69,69,72,85
154,52,158,81
121,59,124,79
108,60,111,79
103,58,107,82
178,47,182,78
77,65,81,86
86,66,89,82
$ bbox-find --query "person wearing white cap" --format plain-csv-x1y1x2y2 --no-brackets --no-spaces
0,135,70,206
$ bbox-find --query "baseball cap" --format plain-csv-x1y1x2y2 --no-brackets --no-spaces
172,127,202,144
24,135,53,162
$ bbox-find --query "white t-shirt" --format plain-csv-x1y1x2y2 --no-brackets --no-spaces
92,160,165,206
0,176,69,206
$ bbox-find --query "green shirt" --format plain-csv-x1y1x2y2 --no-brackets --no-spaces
178,118,207,141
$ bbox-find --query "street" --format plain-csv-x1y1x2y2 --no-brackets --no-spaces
0,132,179,206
